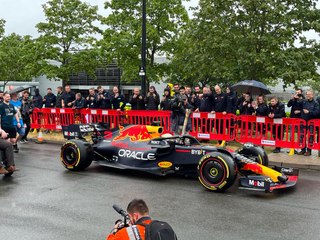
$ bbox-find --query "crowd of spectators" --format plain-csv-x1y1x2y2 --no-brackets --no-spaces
1,84,319,156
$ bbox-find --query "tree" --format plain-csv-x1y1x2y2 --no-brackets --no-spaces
101,0,189,85
0,33,41,88
171,0,320,87
36,0,101,84
0,19,5,38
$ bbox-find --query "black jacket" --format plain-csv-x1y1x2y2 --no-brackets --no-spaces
74,98,86,109
267,102,286,118
255,103,268,116
129,95,146,110
33,93,43,109
239,101,254,115
199,94,213,112
86,94,99,109
61,91,75,108
213,93,227,112
160,96,172,111
56,92,63,108
145,93,160,110
300,99,319,121
226,92,237,114
111,94,126,110
43,93,56,108
98,91,112,109
287,98,303,118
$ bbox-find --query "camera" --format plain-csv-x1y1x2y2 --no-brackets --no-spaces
297,94,303,98
114,219,126,229
112,204,131,229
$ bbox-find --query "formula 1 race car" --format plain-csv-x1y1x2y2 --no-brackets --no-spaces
60,123,299,192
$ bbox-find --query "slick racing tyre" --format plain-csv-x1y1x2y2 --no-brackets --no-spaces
61,139,93,171
237,143,269,166
197,152,237,192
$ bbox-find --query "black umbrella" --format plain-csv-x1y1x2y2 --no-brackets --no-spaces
8,85,32,94
231,80,271,95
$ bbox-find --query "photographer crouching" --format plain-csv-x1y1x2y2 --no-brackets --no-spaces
107,199,177,240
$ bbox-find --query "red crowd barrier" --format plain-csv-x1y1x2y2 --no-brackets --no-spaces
189,112,237,141
31,108,312,151
80,109,122,128
124,110,172,132
30,108,42,129
236,115,306,149
41,108,75,130
306,119,320,150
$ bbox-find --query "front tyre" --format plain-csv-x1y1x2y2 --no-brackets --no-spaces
237,143,269,166
61,140,93,171
197,152,237,192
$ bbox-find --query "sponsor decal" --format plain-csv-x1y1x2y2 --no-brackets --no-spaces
256,117,265,123
248,180,265,187
79,125,94,132
118,149,156,161
192,113,201,118
261,139,276,146
150,140,160,145
191,149,206,155
281,167,293,173
114,125,162,142
158,161,173,168
198,133,210,139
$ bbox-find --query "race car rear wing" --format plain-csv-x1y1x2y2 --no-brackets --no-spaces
62,124,96,139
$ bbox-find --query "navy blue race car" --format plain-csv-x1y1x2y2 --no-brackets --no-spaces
60,123,298,192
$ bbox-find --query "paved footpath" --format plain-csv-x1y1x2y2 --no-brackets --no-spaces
269,149,320,170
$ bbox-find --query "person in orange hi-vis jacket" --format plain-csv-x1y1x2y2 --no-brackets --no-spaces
106,199,152,240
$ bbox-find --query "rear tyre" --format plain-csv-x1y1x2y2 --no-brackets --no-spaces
60,139,93,171
238,143,269,166
197,152,237,192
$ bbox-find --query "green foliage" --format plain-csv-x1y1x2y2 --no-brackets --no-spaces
0,34,41,88
36,0,101,83
171,0,320,88
101,0,189,84
0,19,5,38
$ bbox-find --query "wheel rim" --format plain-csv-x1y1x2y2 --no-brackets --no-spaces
61,144,79,166
200,158,227,186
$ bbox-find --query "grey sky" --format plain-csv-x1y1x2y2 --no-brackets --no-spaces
0,0,199,37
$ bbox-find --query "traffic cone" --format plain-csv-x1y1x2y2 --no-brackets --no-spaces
36,130,44,144
288,148,295,156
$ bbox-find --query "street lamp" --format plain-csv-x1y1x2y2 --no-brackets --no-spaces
140,0,147,96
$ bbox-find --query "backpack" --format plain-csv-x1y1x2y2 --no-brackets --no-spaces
139,220,177,240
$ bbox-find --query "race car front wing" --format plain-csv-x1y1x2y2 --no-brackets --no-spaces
238,166,299,192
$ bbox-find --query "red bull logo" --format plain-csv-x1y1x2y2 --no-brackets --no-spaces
114,125,163,142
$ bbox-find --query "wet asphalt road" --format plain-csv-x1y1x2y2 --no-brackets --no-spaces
1,142,320,240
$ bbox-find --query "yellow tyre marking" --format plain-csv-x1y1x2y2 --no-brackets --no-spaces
198,155,231,191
